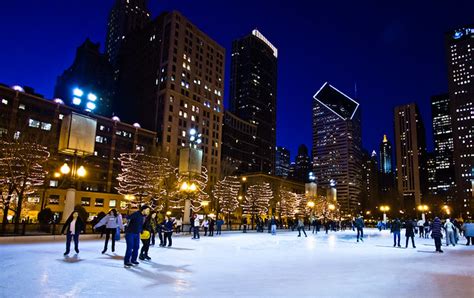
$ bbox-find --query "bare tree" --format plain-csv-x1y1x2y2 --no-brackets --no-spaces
213,176,240,227
242,182,272,228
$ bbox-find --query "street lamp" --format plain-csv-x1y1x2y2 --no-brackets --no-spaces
307,201,315,208
328,204,336,211
380,205,390,223
417,204,429,222
443,205,451,216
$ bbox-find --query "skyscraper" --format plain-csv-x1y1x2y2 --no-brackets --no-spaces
380,135,392,174
229,29,278,174
293,144,312,182
379,134,397,204
54,39,114,116
116,11,225,184
361,150,379,211
430,94,455,204
394,103,427,211
105,0,151,69
312,82,363,215
275,146,290,178
445,26,474,218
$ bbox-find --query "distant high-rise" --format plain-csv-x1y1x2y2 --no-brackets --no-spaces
105,0,150,69
430,94,455,204
292,144,312,182
54,39,114,116
361,150,379,211
312,82,363,215
229,29,278,174
116,11,225,184
380,135,392,174
379,134,396,203
394,103,427,211
275,147,290,178
445,26,474,218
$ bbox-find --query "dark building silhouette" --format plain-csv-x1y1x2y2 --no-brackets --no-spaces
361,150,379,211
115,11,225,183
54,39,114,116
229,30,277,174
105,0,151,69
312,82,363,215
445,27,474,218
430,94,455,205
291,144,312,182
394,103,427,212
221,111,258,174
379,135,397,205
275,146,290,178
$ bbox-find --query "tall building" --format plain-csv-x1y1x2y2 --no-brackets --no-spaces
430,94,455,203
445,27,474,218
221,111,258,175
312,82,363,215
292,144,312,182
105,0,151,69
361,150,379,211
394,103,427,211
116,11,225,184
275,146,290,178
229,29,278,174
380,134,393,174
379,134,397,205
54,39,114,116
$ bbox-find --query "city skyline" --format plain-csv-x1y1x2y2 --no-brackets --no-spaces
0,0,472,158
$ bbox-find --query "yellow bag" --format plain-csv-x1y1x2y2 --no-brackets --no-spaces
140,230,150,240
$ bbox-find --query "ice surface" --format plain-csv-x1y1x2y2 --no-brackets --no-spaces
1,229,473,297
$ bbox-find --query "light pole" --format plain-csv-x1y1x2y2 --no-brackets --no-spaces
380,205,390,224
417,204,429,222
57,161,87,222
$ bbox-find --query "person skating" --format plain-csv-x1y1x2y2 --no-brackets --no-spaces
391,218,401,247
270,216,277,235
444,219,456,247
175,217,182,234
93,209,124,254
202,218,209,236
405,219,416,248
192,214,200,239
216,218,224,235
139,213,153,261
149,212,158,246
61,210,85,255
157,217,164,247
431,217,443,253
423,220,430,239
462,221,474,245
209,218,215,236
417,219,424,238
124,205,151,268
163,216,175,247
242,217,247,233
355,216,364,242
297,218,307,237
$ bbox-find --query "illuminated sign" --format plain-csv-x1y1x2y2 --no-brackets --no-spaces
453,28,474,39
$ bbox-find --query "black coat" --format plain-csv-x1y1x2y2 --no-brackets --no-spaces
405,220,415,237
61,215,85,234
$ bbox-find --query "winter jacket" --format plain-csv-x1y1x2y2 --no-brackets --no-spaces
125,211,145,234
163,219,174,232
270,218,277,225
355,218,364,229
431,218,443,238
405,220,415,237
444,221,455,232
216,219,224,228
390,220,401,232
94,214,124,230
201,220,209,228
194,218,200,227
463,223,474,237
61,215,85,235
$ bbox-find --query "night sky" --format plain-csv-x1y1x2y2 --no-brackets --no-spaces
1,0,472,161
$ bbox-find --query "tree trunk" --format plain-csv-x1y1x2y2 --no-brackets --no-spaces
14,192,24,234
1,201,10,234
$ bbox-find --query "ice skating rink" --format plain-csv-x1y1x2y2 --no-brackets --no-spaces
1,229,473,297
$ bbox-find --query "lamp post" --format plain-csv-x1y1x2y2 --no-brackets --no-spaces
417,204,429,222
57,161,87,222
442,205,451,216
380,205,390,224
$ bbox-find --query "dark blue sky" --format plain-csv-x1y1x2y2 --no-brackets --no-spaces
1,0,472,161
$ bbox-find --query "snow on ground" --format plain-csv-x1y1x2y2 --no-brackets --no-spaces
0,228,473,297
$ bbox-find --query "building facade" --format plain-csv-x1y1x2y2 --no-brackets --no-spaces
229,30,278,174
312,82,363,215
116,11,225,184
394,103,427,211
378,134,397,206
275,146,290,178
291,144,312,182
54,39,114,116
445,27,474,218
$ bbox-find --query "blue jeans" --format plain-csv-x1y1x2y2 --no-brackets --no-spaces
393,231,400,246
124,233,140,264
65,232,79,253
271,224,276,235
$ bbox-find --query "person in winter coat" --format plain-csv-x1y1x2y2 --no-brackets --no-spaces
391,218,401,247
124,205,151,267
297,218,307,237
444,219,456,246
405,219,416,248
61,211,85,255
417,219,425,238
93,209,124,254
139,213,153,261
216,218,224,235
270,216,277,235
423,221,431,239
354,216,364,242
193,215,200,239
163,216,175,247
431,217,443,253
201,218,209,236
462,221,474,245
175,217,182,234
149,212,158,246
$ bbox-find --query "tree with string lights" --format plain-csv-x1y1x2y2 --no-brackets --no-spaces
242,182,272,229
170,166,210,213
116,153,175,209
276,187,299,221
213,176,240,225
0,140,49,233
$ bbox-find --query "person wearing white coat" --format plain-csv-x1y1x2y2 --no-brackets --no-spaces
444,219,456,247
193,215,201,239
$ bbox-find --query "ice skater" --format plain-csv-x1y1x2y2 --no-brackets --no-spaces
209,218,215,236
163,216,175,247
61,210,85,255
297,218,307,237
139,213,152,261
270,216,277,235
202,217,209,236
355,216,364,242
405,219,416,248
431,217,443,253
192,214,201,239
149,212,158,246
462,221,474,245
124,205,150,268
216,217,224,235
390,218,401,247
93,209,123,254
444,219,456,247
